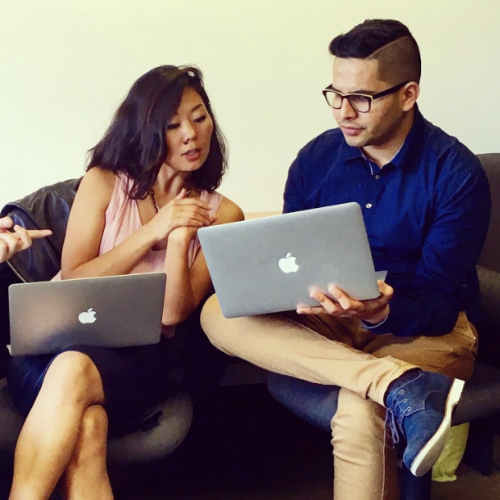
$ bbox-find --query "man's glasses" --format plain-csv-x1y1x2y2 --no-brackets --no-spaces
322,81,409,113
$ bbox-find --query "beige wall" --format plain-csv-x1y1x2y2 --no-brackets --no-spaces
1,0,499,212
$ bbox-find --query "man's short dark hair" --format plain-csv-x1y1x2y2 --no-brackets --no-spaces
329,19,421,84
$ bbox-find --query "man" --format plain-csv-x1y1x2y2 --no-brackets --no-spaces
0,216,52,264
201,19,491,500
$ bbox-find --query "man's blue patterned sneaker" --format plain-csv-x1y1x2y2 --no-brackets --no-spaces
385,370,465,477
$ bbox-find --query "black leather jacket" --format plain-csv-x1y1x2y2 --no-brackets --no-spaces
0,178,81,283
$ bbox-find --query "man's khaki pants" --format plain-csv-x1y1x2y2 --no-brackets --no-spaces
201,295,477,500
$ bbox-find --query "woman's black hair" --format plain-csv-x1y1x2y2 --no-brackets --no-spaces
87,65,227,199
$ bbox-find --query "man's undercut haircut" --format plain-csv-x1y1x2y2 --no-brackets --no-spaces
329,19,421,84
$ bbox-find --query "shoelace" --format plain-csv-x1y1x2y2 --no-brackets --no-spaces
385,389,412,448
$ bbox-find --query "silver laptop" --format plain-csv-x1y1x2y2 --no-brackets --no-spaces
9,273,166,356
198,202,384,318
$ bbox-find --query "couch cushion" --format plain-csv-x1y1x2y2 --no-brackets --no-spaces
107,390,193,465
453,362,500,424
477,265,500,329
477,153,500,273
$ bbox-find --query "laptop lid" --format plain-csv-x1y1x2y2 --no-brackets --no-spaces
9,272,166,356
198,202,381,318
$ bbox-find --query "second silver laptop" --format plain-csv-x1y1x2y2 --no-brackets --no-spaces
198,202,381,318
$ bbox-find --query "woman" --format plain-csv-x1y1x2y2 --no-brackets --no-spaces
7,65,243,500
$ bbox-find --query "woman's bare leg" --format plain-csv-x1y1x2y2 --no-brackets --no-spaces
60,405,113,500
9,351,106,500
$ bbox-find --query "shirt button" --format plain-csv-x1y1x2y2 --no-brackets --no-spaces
374,175,380,180
366,203,372,209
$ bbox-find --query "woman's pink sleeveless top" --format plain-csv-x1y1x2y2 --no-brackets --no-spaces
53,173,223,281
99,173,223,272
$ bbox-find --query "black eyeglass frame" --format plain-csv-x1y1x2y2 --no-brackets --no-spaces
322,81,410,113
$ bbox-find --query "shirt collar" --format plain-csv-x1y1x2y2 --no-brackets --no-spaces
390,106,425,171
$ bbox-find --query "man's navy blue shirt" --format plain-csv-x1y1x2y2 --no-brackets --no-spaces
283,109,491,337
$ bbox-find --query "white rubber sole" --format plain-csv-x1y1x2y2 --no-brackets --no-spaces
409,378,465,477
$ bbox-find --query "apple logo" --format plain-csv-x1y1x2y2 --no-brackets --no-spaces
78,308,97,324
278,252,299,274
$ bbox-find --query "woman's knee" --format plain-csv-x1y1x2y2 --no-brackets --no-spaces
70,405,109,466
80,405,108,448
43,351,104,403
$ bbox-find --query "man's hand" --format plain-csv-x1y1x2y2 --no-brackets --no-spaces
296,280,393,325
0,216,52,264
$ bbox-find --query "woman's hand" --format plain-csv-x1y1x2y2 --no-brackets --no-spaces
168,213,218,246
146,189,214,243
